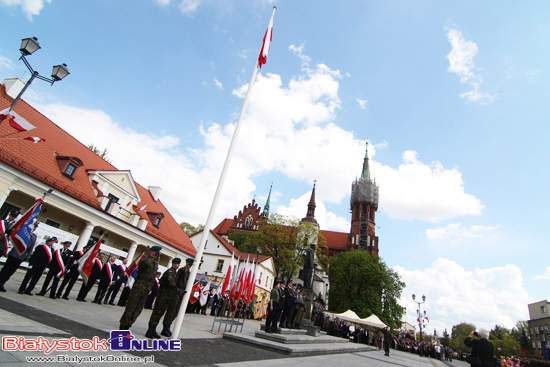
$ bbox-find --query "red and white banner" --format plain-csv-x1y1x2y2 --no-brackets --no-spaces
0,108,36,132
24,136,45,143
258,8,275,68
77,235,103,286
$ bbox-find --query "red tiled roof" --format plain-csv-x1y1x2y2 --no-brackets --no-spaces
212,218,232,235
0,84,195,256
320,229,348,251
196,229,271,263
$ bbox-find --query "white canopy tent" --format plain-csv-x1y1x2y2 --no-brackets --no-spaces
359,314,387,329
333,309,361,322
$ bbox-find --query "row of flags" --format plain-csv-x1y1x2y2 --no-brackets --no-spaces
1,108,46,144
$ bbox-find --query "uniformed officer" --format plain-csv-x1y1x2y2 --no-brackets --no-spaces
119,246,161,330
146,257,181,338
166,257,194,330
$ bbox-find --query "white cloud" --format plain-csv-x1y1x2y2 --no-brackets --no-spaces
153,0,201,14
1,0,51,20
0,56,15,72
445,27,496,105
372,150,484,222
426,223,501,241
533,267,550,281
397,258,532,334
357,98,367,109
213,78,223,90
289,43,312,67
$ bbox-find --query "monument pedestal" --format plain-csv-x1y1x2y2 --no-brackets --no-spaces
301,288,320,336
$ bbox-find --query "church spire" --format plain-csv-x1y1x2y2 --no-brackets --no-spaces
301,181,318,225
361,141,371,180
263,184,272,218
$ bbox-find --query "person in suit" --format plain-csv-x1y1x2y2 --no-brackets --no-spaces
279,280,293,328
464,329,495,367
37,241,71,298
265,281,281,333
210,291,220,316
0,221,38,292
76,252,104,302
18,237,57,295
93,256,117,304
56,245,87,300
104,258,127,305
0,211,19,257
144,272,161,309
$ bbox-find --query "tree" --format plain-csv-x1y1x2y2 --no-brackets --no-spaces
88,144,112,163
327,250,405,327
236,214,327,282
441,329,451,347
511,321,533,354
449,322,476,353
490,325,511,341
179,222,204,236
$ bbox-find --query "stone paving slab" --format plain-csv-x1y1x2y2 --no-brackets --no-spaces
254,330,350,344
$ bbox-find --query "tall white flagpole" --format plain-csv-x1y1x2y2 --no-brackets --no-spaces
172,6,277,340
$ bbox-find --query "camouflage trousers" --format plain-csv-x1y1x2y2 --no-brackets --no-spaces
119,284,149,327
149,291,181,327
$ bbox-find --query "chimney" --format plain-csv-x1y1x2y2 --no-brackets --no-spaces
148,186,162,202
2,78,26,99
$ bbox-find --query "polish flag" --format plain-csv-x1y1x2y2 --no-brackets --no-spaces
258,8,276,68
125,252,145,277
199,280,211,306
135,204,147,212
221,253,234,295
24,137,45,144
189,282,201,304
0,108,36,132
77,235,103,286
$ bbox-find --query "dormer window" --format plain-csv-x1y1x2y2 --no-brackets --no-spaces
153,216,161,227
56,155,83,179
147,211,165,229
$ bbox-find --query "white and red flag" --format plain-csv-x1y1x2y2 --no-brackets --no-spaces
77,235,103,286
258,7,276,68
220,253,234,296
0,108,36,132
125,252,145,277
10,198,43,255
199,280,211,307
189,282,201,304
24,137,45,144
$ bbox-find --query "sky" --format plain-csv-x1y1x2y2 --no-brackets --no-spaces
1,0,549,337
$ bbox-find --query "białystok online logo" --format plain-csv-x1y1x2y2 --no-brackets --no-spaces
2,330,181,354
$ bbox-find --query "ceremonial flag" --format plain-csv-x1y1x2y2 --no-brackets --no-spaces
0,220,8,257
0,108,36,132
189,282,201,304
236,256,249,302
23,137,45,143
125,252,145,277
9,198,43,255
199,280,211,307
53,249,66,277
258,7,275,68
135,204,147,212
77,235,103,286
221,253,234,295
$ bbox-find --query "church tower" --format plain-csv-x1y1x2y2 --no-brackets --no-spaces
348,143,379,255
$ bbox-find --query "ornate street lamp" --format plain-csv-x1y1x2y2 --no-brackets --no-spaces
3,37,70,117
412,294,427,341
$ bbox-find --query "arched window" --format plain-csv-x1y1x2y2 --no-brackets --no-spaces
244,214,253,229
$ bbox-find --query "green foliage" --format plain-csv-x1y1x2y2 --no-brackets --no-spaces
450,322,476,353
327,250,405,327
441,329,450,347
511,321,532,353
228,231,256,250
490,325,511,341
492,334,522,358
88,144,112,163
179,222,204,236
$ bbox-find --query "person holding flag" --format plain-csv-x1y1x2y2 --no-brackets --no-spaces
76,252,104,302
0,221,38,292
18,237,57,295
93,255,117,304
36,241,71,299
56,245,88,300
119,246,161,330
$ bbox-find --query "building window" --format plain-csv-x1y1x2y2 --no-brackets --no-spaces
244,214,253,229
45,219,60,228
536,326,540,334
542,306,547,314
538,341,542,349
105,193,119,212
56,156,83,179
533,341,536,348
153,216,162,228
64,163,76,177
215,259,224,273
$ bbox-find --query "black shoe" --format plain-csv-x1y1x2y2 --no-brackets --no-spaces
145,326,160,339
18,290,24,294
36,292,45,296
0,285,6,292
160,324,172,337
24,291,33,296
49,295,56,299
92,300,98,303
62,296,69,300
108,302,115,305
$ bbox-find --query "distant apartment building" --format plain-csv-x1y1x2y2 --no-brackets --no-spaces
527,300,550,357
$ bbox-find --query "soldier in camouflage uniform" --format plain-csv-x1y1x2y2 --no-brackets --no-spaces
145,258,181,339
165,258,194,326
119,246,161,330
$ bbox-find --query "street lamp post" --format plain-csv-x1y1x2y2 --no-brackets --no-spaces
4,37,69,116
412,293,427,341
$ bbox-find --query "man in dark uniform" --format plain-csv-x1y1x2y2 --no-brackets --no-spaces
265,281,280,333
146,258,181,338
37,241,71,298
0,211,19,257
119,246,161,330
382,326,392,356
104,258,127,305
144,272,161,309
170,257,193,318
93,256,117,303
280,279,296,328
57,245,87,300
210,290,220,316
18,237,57,295
76,252,104,302
0,221,38,292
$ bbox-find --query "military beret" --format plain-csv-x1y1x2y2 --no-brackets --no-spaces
172,258,181,264
186,258,195,263
287,279,293,284
150,246,162,252
62,241,72,245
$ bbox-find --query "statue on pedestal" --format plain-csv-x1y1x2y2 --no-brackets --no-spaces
300,244,316,290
